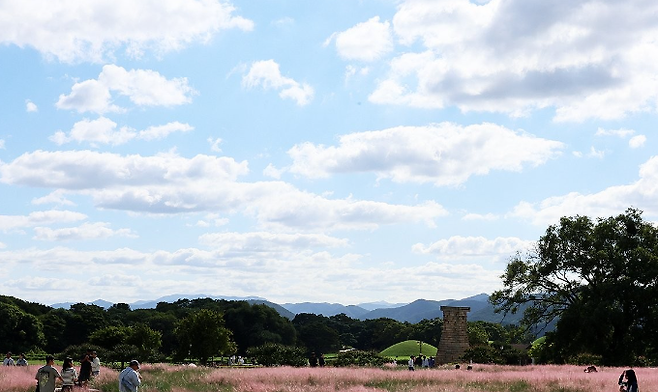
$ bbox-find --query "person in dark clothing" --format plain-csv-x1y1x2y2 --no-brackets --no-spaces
618,369,639,392
318,353,325,367
309,352,318,367
78,350,93,387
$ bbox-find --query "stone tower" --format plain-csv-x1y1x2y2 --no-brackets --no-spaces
437,306,470,364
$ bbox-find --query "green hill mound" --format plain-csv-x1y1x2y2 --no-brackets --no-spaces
380,340,438,357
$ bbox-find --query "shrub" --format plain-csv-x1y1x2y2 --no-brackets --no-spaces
246,343,307,367
566,353,603,366
332,350,386,367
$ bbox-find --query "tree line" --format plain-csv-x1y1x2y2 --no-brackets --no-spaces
0,295,528,365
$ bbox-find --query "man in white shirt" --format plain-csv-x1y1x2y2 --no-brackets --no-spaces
3,352,15,366
119,360,142,392
91,351,101,377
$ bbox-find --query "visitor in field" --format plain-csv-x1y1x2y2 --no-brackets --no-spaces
119,360,142,392
91,350,101,377
618,369,638,392
422,355,429,368
3,351,15,366
318,353,325,367
61,357,78,392
16,353,28,366
35,355,63,392
407,356,415,371
78,349,93,387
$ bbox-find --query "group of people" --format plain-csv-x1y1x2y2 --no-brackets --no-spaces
33,353,142,392
3,352,28,366
308,352,326,367
32,350,101,392
406,355,435,370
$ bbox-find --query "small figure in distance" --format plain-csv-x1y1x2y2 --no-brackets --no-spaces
16,353,28,366
455,364,461,370
408,356,415,371
61,357,78,392
584,365,597,373
318,353,325,367
119,360,142,392
3,352,15,366
35,355,63,392
309,352,318,367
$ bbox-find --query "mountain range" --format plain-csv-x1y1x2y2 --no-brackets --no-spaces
51,292,522,325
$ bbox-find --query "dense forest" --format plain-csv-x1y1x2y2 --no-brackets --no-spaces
0,295,529,365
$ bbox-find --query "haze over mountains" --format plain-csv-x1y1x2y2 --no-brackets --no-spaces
51,293,522,325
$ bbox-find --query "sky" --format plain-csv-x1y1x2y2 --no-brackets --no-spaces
1,0,658,307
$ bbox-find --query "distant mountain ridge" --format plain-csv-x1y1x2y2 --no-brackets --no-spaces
49,292,521,324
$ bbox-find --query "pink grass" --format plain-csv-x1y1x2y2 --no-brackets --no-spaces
0,366,116,392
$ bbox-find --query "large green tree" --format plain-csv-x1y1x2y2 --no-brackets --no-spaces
174,309,235,364
491,208,658,365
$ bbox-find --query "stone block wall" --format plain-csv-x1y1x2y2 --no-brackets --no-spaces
436,306,470,364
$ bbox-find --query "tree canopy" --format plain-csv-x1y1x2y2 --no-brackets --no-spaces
491,208,658,365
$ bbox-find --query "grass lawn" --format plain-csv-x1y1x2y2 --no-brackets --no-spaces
379,340,438,357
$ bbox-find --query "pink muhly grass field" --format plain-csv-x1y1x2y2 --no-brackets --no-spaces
4,364,656,392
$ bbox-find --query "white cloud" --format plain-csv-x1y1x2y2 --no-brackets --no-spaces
33,222,137,241
331,16,393,62
595,127,635,138
0,242,6,249
242,60,314,106
287,122,564,186
198,232,349,253
367,0,658,121
629,135,647,148
0,150,447,230
138,122,194,141
50,118,194,146
208,137,223,152
263,164,285,179
25,99,38,112
462,213,499,221
511,155,658,226
56,65,196,114
0,0,253,63
413,236,533,260
0,210,87,232
588,146,606,159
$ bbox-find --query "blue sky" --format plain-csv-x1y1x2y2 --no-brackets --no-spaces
1,0,657,306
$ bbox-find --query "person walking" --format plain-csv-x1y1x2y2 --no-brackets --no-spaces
35,355,63,392
119,360,142,392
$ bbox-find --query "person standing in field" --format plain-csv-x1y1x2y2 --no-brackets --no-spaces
61,357,78,392
78,350,92,387
35,355,63,392
119,360,142,392
407,356,415,371
3,352,15,366
91,351,101,377
618,369,639,392
16,353,28,366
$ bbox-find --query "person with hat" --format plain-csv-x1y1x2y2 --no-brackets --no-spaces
118,360,142,392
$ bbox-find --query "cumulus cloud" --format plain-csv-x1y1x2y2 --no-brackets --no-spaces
0,150,447,230
329,16,393,62
0,210,87,232
286,122,563,186
511,155,658,226
242,60,314,106
25,99,38,112
56,65,196,114
0,0,253,63
366,0,658,121
413,236,533,261
629,135,647,148
33,222,137,241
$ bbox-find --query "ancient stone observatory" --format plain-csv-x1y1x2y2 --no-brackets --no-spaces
437,306,470,364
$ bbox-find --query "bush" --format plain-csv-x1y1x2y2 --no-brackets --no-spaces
246,343,307,367
332,350,387,367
